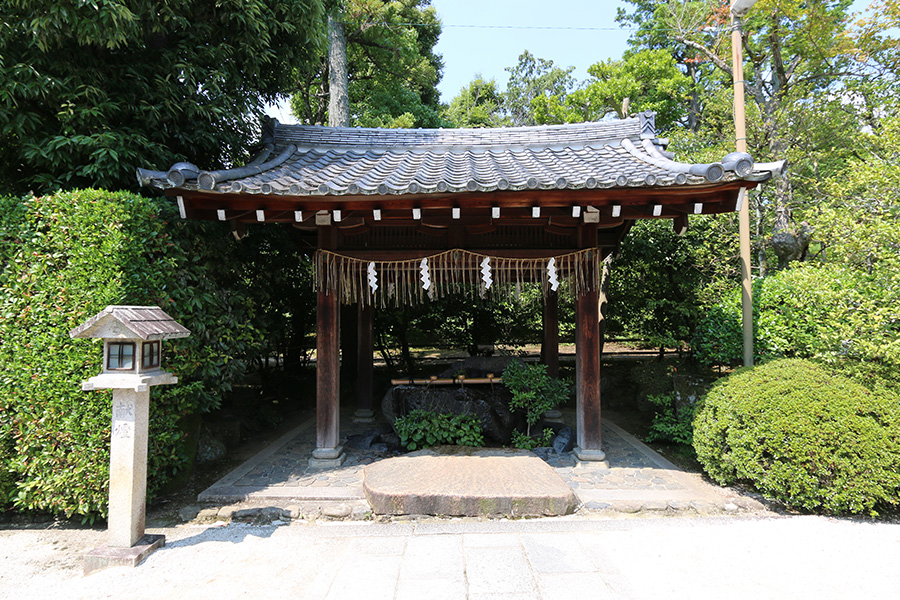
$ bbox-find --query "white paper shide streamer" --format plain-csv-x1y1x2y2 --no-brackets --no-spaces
419,258,431,290
480,256,493,289
367,262,378,293
547,257,559,291
315,248,601,307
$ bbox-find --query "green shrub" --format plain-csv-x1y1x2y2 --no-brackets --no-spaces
394,409,485,450
503,361,568,445
694,264,899,375
645,393,696,446
510,428,554,450
0,190,263,517
693,358,900,515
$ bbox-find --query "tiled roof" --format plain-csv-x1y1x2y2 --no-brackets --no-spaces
70,306,191,341
140,112,777,197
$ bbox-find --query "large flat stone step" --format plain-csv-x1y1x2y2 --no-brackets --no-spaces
363,446,577,517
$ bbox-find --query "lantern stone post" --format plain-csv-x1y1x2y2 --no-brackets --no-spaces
70,306,190,574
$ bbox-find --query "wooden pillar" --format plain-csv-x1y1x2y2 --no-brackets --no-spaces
312,222,344,466
354,302,375,422
541,290,560,378
575,285,604,458
541,289,564,423
340,304,359,384
574,226,606,463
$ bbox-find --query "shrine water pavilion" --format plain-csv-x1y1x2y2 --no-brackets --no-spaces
139,111,779,467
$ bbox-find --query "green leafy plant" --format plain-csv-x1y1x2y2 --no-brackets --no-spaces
645,393,696,446
393,409,485,451
693,358,900,516
503,361,568,448
510,428,554,450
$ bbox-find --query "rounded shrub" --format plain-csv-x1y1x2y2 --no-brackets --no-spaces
693,358,900,515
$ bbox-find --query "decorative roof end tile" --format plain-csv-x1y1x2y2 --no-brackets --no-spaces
639,111,656,139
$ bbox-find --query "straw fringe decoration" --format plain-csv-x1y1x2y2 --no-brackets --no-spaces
315,248,600,307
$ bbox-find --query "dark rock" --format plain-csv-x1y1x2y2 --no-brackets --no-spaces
203,417,241,449
345,432,379,450
535,419,566,436
178,505,201,522
196,433,226,463
369,443,389,453
378,431,402,451
531,447,554,461
372,422,395,435
552,426,576,454
383,384,522,445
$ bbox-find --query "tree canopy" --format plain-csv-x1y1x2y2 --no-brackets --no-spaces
503,51,576,126
0,0,330,194
530,49,694,130
443,77,507,128
290,0,445,128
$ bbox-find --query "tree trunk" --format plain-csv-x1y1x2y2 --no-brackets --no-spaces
327,14,350,127
686,62,702,131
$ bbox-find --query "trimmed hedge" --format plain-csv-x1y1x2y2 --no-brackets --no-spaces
693,359,900,515
0,190,263,517
693,264,900,379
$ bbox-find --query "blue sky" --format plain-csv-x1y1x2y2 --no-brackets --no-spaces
431,0,632,102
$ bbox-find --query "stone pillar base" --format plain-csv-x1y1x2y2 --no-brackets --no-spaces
352,409,375,423
542,408,564,423
573,446,609,469
309,446,346,469
84,534,165,575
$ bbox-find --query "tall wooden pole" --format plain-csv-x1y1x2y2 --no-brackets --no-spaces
732,12,754,368
313,224,344,466
312,11,350,464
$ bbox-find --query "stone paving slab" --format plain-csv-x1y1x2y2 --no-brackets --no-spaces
363,447,577,516
198,408,761,517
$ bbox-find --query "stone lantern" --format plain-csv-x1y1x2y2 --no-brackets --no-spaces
70,305,190,573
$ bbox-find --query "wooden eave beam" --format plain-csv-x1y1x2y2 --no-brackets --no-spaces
168,181,753,222
183,203,736,226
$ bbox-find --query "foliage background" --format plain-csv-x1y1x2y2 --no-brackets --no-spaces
0,0,329,194
0,190,270,516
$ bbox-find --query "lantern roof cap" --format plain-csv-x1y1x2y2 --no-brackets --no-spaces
70,305,190,341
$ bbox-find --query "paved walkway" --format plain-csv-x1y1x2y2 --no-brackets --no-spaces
197,408,763,518
5,516,899,599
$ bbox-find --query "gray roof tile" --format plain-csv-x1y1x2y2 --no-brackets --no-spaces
144,112,774,197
